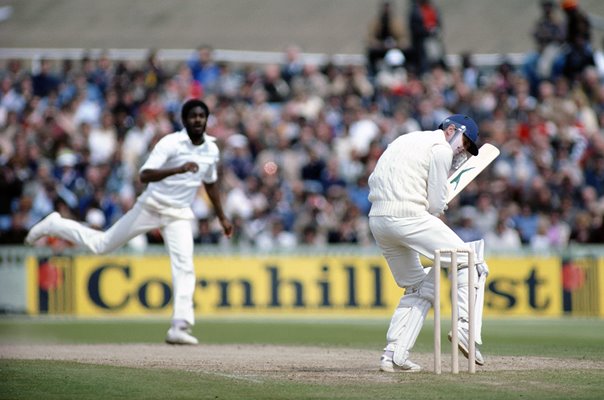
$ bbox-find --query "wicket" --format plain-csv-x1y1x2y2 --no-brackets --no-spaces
433,248,476,374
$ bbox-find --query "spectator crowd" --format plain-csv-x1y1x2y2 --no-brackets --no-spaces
1,0,604,253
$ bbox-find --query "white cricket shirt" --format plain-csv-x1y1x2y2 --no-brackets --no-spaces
137,130,219,218
368,129,452,217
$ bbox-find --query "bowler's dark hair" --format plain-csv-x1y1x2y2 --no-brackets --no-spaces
181,99,210,122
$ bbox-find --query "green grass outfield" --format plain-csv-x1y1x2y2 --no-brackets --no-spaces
1,317,603,399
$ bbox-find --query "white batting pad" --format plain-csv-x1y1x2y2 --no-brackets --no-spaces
456,272,487,344
466,239,485,264
389,295,431,366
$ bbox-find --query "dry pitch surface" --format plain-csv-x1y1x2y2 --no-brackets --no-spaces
2,344,603,383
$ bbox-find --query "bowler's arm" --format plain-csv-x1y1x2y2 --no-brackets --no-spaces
204,181,233,238
140,162,199,183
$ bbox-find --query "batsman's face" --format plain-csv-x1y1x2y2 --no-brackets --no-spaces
184,106,208,137
445,124,471,169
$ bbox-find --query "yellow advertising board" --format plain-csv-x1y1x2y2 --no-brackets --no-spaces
600,257,604,315
70,255,401,317
484,257,562,317
24,254,589,317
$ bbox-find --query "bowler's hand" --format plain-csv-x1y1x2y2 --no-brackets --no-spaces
219,216,234,238
180,162,199,173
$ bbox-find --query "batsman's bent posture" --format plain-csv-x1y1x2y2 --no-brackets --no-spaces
26,99,233,345
368,114,489,372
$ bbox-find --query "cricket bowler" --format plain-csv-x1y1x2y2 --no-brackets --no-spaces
368,114,490,372
25,99,234,345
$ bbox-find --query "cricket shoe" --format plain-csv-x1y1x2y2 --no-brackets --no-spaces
379,354,421,372
448,328,484,366
25,212,61,245
165,324,199,345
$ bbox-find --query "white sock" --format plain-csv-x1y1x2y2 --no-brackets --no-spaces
172,319,189,329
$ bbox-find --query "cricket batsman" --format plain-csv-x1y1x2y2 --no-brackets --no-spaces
368,114,489,372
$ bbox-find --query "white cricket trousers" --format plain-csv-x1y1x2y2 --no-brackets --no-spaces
370,214,479,357
46,203,196,325
369,214,470,288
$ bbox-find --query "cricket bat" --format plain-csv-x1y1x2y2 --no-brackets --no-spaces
447,143,500,203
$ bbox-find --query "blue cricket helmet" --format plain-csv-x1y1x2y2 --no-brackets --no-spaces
440,114,479,156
